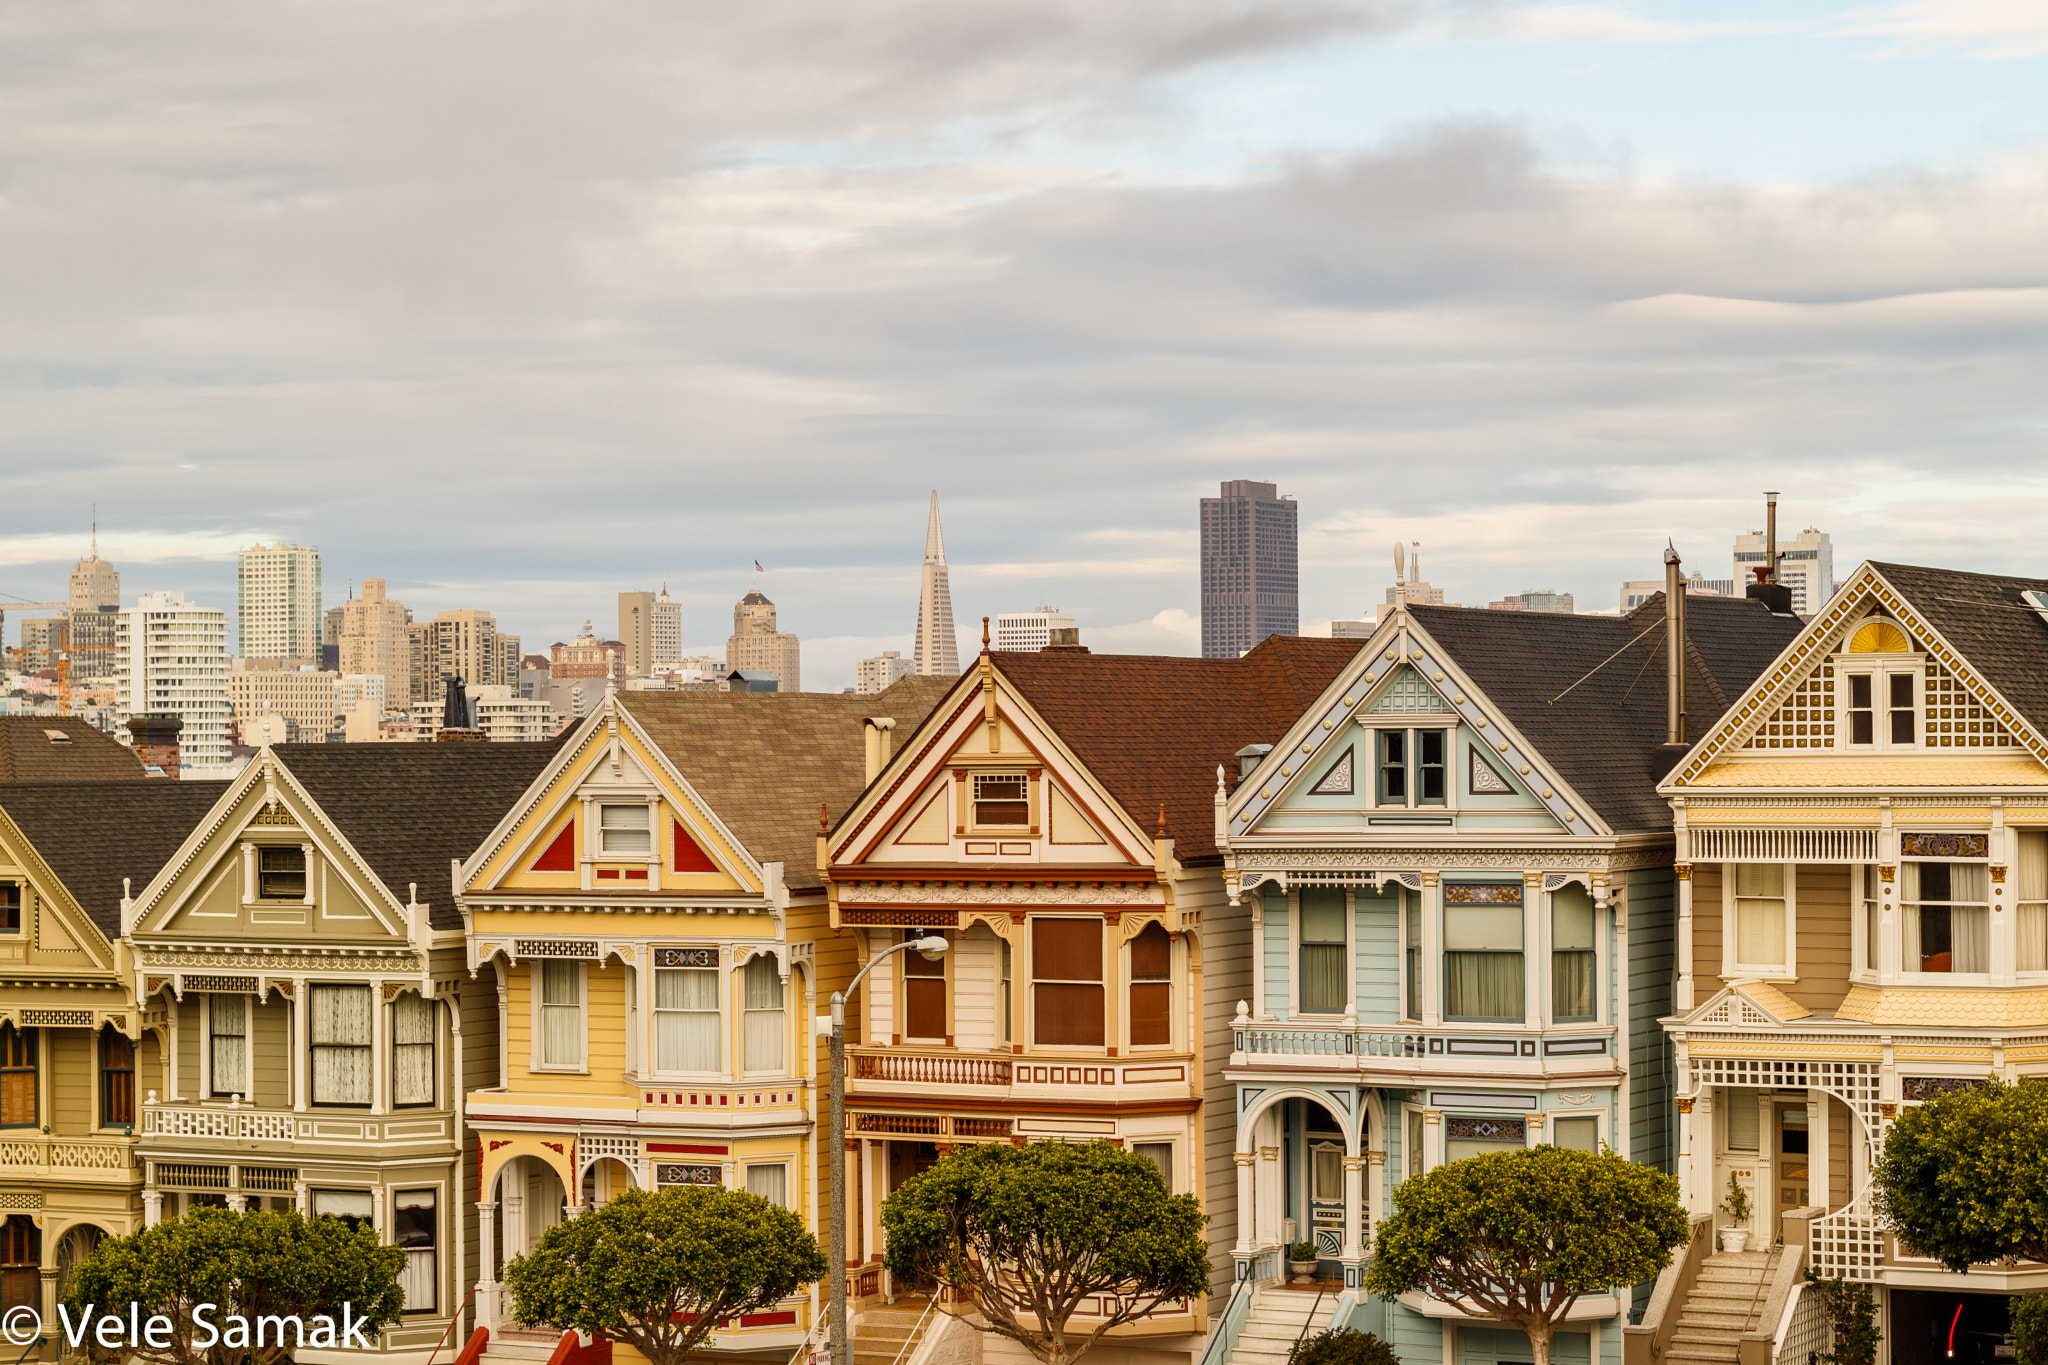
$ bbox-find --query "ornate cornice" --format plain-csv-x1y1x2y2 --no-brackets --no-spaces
1234,846,1671,872
838,880,1161,906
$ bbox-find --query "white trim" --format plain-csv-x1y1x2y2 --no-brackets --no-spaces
529,960,590,1074
1721,861,1797,981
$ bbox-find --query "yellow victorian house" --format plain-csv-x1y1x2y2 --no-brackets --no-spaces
458,679,947,1357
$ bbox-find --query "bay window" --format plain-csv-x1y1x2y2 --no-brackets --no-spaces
1129,922,1171,1046
209,994,247,1097
1550,885,1596,1022
1858,865,1881,974
902,930,946,1040
745,1163,789,1207
392,995,435,1106
655,958,719,1071
1032,918,1104,1047
394,1190,437,1312
1404,892,1420,1020
1443,883,1523,1021
310,985,373,1105
1903,860,1989,974
100,1027,135,1128
1299,890,1347,1013
539,962,586,1069
1552,1117,1597,1152
742,956,787,1073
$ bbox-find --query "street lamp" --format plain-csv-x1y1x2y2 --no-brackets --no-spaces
830,934,949,1365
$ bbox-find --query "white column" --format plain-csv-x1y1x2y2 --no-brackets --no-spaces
1689,1095,1717,1218
292,980,309,1112
1424,1109,1443,1168
1753,1093,1773,1226
142,1189,163,1227
301,841,318,908
1340,1154,1364,1261
1366,1149,1385,1247
1809,1093,1830,1213
1421,875,1442,1027
167,1000,181,1100
1676,865,1695,1011
476,1199,500,1328
371,984,389,1114
1234,1151,1256,1254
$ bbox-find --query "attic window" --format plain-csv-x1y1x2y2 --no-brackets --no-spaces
600,804,652,854
259,847,306,899
0,885,18,935
42,730,69,744
971,774,1030,827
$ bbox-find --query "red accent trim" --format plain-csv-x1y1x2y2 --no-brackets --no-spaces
831,868,1154,883
454,1327,491,1365
674,820,718,873
739,1312,797,1328
645,1142,728,1154
596,869,620,880
530,823,577,873
624,869,648,880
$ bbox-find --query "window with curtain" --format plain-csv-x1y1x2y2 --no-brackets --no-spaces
742,956,787,1073
1299,890,1347,1013
1553,1117,1597,1152
0,1027,35,1127
540,962,586,1069
1134,1141,1174,1191
1032,918,1104,1046
100,1028,135,1127
1129,922,1172,1045
1312,1145,1343,1201
394,1189,436,1313
209,994,247,1097
1903,861,1989,973
1551,885,1596,1022
655,964,720,1071
599,803,651,853
1725,1089,1760,1151
310,985,372,1105
902,930,946,1039
745,1163,789,1207
1859,865,1881,973
1407,1110,1425,1179
2019,832,2048,973
1404,891,1420,1020
392,995,434,1106
313,1187,373,1230
1444,884,1523,1021
1734,864,1789,970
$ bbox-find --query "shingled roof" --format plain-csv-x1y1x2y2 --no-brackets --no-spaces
1410,593,1804,831
619,676,955,891
274,741,566,930
1869,562,2048,741
0,781,230,938
990,637,1366,866
0,717,149,782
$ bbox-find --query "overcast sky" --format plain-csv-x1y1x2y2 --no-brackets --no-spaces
4,0,2046,689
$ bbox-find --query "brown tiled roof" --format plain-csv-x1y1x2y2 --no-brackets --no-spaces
990,637,1365,866
1869,562,2048,740
0,717,149,782
0,781,230,938
274,741,567,929
619,677,954,890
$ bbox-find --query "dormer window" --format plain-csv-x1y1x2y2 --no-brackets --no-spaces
600,804,651,854
0,885,18,935
971,774,1030,827
258,847,305,899
1840,619,1919,751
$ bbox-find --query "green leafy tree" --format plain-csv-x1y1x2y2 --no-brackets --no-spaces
503,1185,825,1365
882,1140,1209,1365
1801,1271,1879,1365
1364,1146,1687,1365
59,1205,405,1365
2013,1295,2048,1365
1287,1327,1399,1365
1873,1078,2048,1271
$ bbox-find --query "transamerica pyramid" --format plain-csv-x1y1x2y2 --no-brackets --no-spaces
912,491,959,676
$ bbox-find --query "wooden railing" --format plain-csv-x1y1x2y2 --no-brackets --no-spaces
850,1050,1012,1086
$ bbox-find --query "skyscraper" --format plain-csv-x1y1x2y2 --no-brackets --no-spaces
338,578,413,710
913,492,959,676
618,585,684,676
116,591,232,773
1199,479,1298,658
727,590,801,693
408,610,521,707
236,543,322,661
67,531,121,680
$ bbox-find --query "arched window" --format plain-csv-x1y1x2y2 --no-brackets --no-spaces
742,956,787,1074
1128,923,1172,1046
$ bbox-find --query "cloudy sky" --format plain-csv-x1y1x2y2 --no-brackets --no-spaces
3,0,2045,689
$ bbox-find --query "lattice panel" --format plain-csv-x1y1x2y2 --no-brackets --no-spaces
1692,996,1777,1027
1368,668,1449,714
579,1135,641,1162
1688,1057,1882,1149
1811,1193,1887,1282
1925,658,2017,748
1745,662,1835,749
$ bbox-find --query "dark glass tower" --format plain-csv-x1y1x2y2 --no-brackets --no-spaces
1200,479,1298,658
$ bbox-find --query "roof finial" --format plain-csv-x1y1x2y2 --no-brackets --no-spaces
1157,803,1167,838
819,801,829,834
982,616,991,652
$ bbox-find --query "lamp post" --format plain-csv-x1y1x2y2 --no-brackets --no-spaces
830,934,949,1365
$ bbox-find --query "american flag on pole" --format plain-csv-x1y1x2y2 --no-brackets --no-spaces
754,560,765,572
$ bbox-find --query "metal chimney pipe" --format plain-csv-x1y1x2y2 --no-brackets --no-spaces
1764,490,1780,586
1664,545,1686,746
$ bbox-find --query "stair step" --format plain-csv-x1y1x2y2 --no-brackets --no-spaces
1665,1349,1740,1364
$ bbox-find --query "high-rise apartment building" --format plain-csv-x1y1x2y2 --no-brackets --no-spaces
913,493,959,677
1199,479,1298,658
727,590,801,693
236,543,322,661
116,591,232,774
229,660,340,741
407,609,521,708
854,651,913,695
337,578,413,711
618,586,684,676
1620,572,1737,614
1733,526,1835,615
991,607,1075,653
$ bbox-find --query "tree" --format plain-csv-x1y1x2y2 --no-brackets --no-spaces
503,1185,825,1365
1288,1328,1399,1365
1873,1078,2048,1271
2013,1295,2048,1365
1802,1271,1880,1365
881,1140,1209,1365
59,1205,406,1365
1364,1146,1687,1365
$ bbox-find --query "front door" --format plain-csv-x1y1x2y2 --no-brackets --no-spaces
1775,1105,1810,1234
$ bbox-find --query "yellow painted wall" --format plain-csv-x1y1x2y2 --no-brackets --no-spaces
503,959,635,1101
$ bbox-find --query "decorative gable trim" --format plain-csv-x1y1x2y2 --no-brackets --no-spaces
1308,745,1354,796
1684,979,1812,1027
1670,564,2048,787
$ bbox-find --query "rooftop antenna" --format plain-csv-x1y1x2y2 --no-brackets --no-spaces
90,503,97,559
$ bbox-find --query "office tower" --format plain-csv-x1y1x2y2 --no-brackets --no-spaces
65,534,122,680
854,651,913,695
338,578,413,711
618,585,684,676
1329,620,1374,639
1487,590,1574,613
991,607,1075,653
1733,526,1835,615
116,591,231,773
69,538,119,614
913,492,959,676
727,591,801,693
407,610,521,708
229,660,341,741
236,543,323,661
1199,479,1298,658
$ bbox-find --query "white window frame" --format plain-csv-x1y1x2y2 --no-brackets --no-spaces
651,957,723,1077
531,960,589,1074
1400,886,1422,1023
1852,864,1881,984
1721,861,1797,981
1130,1137,1178,1193
598,802,654,856
1125,920,1177,1052
1545,884,1601,1027
1548,1111,1602,1154
393,1185,440,1314
1401,1103,1432,1181
1289,887,1354,1017
391,994,437,1109
205,993,252,1100
1837,658,1923,752
1898,853,1993,986
742,1160,791,1208
2016,829,2048,984
739,954,789,1078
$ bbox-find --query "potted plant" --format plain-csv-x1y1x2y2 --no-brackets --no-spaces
1288,1241,1321,1283
1719,1173,1754,1253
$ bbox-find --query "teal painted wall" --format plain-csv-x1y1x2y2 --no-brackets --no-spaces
1357,884,1401,1024
1263,890,1291,1017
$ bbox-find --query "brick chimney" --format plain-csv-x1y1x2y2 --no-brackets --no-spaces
128,714,183,779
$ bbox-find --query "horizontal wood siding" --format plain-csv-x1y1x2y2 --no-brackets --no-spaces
251,998,290,1109
49,1029,92,1135
1628,867,1676,1173
1790,864,1851,1013
1194,875,1246,1293
1691,864,1724,999
953,923,997,1051
1357,886,1400,1025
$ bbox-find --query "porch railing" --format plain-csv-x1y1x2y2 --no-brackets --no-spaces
849,1050,1012,1086
143,1102,298,1142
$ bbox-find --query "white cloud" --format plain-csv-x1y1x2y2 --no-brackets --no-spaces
1836,1,2048,60
1449,5,1800,45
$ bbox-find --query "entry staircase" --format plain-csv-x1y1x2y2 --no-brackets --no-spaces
1225,1289,1339,1365
1665,1249,1783,1364
854,1297,937,1365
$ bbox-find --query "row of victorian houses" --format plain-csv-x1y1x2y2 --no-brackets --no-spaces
2,557,2044,1365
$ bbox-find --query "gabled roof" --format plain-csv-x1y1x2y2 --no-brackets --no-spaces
1407,594,1804,831
0,717,149,782
989,637,1365,866
0,781,230,937
272,740,567,929
618,676,954,890
1866,562,2048,738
